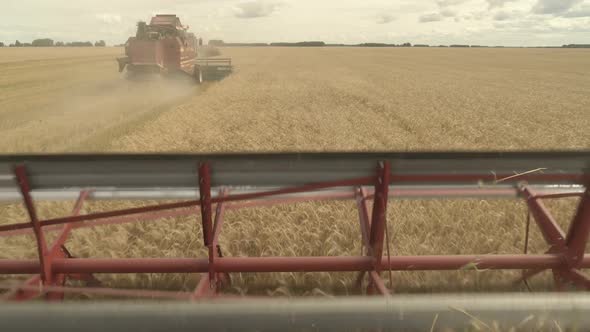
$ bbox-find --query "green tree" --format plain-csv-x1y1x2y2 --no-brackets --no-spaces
32,38,54,47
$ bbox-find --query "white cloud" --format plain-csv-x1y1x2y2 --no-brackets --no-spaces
560,3,590,17
1,0,589,47
437,0,468,8
532,0,583,14
95,13,122,24
493,10,521,20
441,9,456,17
486,0,517,9
376,14,396,24
233,1,282,19
420,13,443,22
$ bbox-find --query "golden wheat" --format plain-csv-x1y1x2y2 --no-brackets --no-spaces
0,47,588,296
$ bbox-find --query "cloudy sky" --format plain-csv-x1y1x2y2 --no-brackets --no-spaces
1,0,589,46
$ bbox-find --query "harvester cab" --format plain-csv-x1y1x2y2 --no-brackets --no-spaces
116,14,232,83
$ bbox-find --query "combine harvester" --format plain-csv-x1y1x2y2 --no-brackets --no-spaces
117,15,232,83
0,151,589,330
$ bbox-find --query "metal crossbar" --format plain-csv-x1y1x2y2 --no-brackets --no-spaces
0,151,588,300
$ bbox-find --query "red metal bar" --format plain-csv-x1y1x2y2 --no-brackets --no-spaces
0,176,375,233
354,187,371,290
193,274,213,298
47,191,91,301
565,186,590,267
211,188,231,291
7,191,93,301
369,161,390,269
0,254,585,275
14,165,49,283
369,271,391,296
355,187,371,251
49,191,89,253
212,189,228,246
0,192,356,238
4,186,572,239
521,186,566,248
562,269,590,290
198,163,213,247
197,163,217,292
3,276,41,301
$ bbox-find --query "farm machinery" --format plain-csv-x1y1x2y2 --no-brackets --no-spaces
0,151,589,330
116,15,232,83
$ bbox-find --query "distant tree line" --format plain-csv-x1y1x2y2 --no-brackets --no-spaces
203,41,497,48
354,42,412,47
199,39,590,49
270,41,326,47
562,44,590,48
4,39,107,47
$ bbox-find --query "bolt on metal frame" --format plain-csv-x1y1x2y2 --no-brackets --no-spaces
0,152,588,300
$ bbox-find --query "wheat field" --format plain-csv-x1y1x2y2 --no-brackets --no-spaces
0,47,589,297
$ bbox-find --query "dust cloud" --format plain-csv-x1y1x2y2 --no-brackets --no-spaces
0,74,198,153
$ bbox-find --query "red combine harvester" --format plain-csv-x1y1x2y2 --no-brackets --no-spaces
116,15,232,83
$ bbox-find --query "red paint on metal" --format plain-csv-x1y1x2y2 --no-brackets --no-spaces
565,186,590,267
0,176,375,233
199,163,213,247
518,185,590,290
369,271,391,296
14,165,49,284
369,162,390,268
355,187,371,252
5,276,41,301
48,191,89,253
210,188,231,291
0,161,588,300
522,186,566,248
6,190,95,301
193,274,214,298
2,186,567,239
1,254,590,276
562,269,590,290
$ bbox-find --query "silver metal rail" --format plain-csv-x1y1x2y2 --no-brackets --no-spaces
0,152,587,201
1,294,589,331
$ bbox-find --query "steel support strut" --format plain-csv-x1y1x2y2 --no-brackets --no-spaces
0,152,588,301
519,185,590,290
565,185,590,267
14,165,49,283
193,194,231,298
366,161,391,295
6,183,99,301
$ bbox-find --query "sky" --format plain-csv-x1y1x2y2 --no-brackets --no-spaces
1,0,589,46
